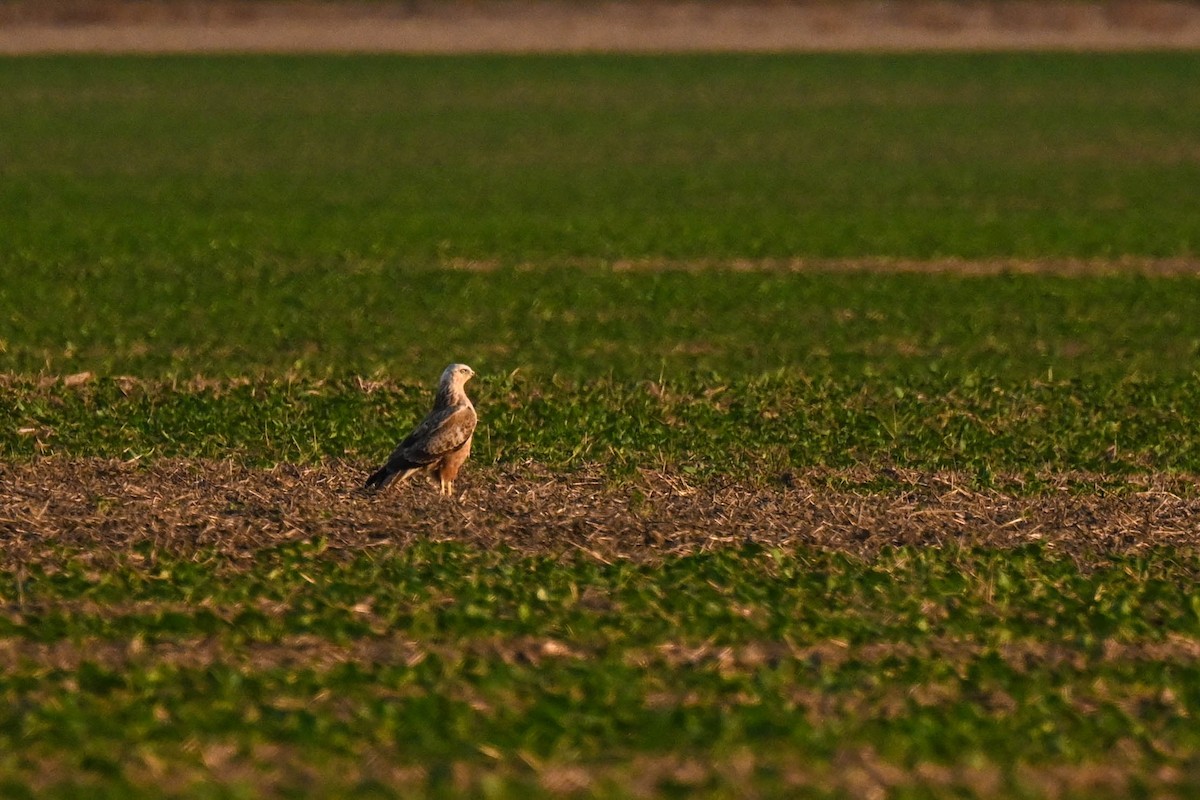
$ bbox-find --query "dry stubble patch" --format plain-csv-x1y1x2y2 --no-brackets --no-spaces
5,0,1200,54
593,257,1200,276
9,743,1176,800
456,256,1200,276
4,631,1200,673
2,458,1199,563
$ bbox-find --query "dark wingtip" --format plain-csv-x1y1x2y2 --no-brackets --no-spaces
364,467,390,491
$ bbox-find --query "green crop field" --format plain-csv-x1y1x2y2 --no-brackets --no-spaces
3,53,1200,798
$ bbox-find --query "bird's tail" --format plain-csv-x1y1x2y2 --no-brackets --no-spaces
364,464,397,490
364,459,420,491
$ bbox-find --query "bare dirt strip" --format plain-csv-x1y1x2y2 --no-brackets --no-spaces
2,458,1198,561
448,256,1200,276
3,628,1200,673
2,0,1200,54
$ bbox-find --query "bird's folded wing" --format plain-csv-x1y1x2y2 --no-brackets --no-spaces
395,404,477,465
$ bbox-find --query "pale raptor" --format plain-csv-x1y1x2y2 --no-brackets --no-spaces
364,363,477,496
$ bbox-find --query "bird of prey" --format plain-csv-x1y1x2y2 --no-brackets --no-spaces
364,363,478,496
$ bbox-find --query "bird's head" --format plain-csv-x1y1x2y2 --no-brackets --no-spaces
442,363,475,388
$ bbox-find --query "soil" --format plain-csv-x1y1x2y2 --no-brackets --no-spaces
3,458,1198,562
466,257,1200,275
3,1,1200,54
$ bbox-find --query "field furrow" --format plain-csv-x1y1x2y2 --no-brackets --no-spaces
2,459,1199,560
